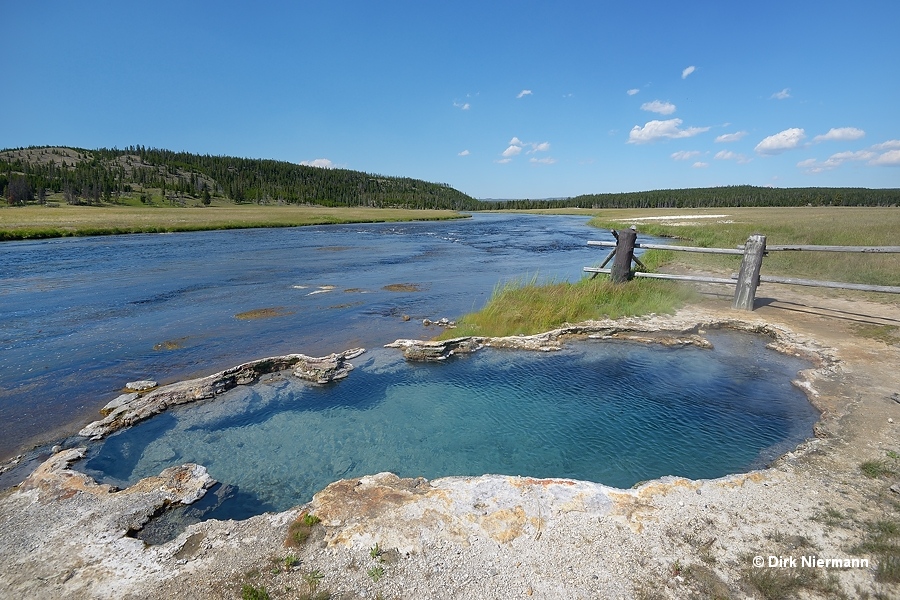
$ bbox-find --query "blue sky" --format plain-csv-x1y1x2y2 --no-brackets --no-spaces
4,1,899,198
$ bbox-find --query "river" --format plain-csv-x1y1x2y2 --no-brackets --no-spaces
0,212,614,461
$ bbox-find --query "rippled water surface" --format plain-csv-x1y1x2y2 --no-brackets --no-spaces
77,330,818,520
0,213,614,459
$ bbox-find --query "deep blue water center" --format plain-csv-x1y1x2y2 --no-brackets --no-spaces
77,330,818,521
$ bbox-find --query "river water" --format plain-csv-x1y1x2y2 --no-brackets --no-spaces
0,213,617,461
1,212,820,513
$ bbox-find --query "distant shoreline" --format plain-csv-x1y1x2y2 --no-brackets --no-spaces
0,205,470,241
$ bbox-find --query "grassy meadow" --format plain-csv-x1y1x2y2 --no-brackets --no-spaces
446,206,900,338
586,206,900,287
0,203,467,240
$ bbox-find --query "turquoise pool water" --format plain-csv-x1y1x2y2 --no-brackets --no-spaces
76,330,819,525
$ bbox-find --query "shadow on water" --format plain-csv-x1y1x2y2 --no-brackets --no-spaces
82,413,179,485
130,482,278,545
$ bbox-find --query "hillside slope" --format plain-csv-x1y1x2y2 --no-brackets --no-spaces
0,146,482,210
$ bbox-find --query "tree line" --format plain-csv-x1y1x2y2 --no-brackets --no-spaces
0,146,482,210
490,185,900,209
3,146,898,210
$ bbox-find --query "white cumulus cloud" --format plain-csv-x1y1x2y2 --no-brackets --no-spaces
641,100,676,115
671,150,701,161
499,137,550,161
715,131,748,143
797,150,875,173
517,89,533,98
300,158,335,168
798,139,900,172
453,101,471,110
813,127,865,143
715,150,751,164
530,157,557,165
771,88,791,100
627,88,640,96
458,150,470,156
496,158,513,164
870,149,900,166
628,119,710,144
755,128,806,155
692,161,708,168
682,65,696,79
872,140,900,151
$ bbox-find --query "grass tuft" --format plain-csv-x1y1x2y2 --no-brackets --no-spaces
860,460,894,479
441,274,697,339
241,584,271,600
286,512,321,547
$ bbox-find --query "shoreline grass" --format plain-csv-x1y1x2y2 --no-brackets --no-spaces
440,275,697,339
0,204,469,241
448,207,899,339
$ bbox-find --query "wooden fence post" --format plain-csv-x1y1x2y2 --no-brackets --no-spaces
610,228,637,283
732,234,766,310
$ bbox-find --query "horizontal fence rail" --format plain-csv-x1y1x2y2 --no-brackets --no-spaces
739,244,900,253
755,274,900,294
583,267,737,285
586,232,900,311
587,240,745,255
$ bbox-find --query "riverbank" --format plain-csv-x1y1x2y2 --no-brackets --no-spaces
0,204,469,240
1,289,898,599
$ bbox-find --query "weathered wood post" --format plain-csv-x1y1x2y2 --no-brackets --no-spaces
610,228,637,283
732,234,766,310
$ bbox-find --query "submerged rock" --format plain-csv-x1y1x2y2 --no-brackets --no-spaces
79,348,366,440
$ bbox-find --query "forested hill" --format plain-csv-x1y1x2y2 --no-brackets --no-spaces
0,146,482,210
2,146,898,209
491,185,900,209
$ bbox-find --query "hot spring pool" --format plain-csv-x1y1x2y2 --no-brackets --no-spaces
76,330,819,523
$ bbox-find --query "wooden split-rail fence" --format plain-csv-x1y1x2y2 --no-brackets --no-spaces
584,228,900,311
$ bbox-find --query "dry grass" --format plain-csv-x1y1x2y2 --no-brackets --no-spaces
0,204,467,240
581,207,900,291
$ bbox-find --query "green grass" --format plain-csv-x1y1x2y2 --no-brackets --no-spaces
367,564,385,583
440,274,697,339
449,206,898,342
861,460,894,479
853,519,900,583
860,451,899,478
851,324,900,345
241,584,271,600
285,512,321,547
587,207,900,289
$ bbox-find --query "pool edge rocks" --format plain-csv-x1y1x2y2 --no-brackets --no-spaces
77,348,366,441
6,303,893,599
